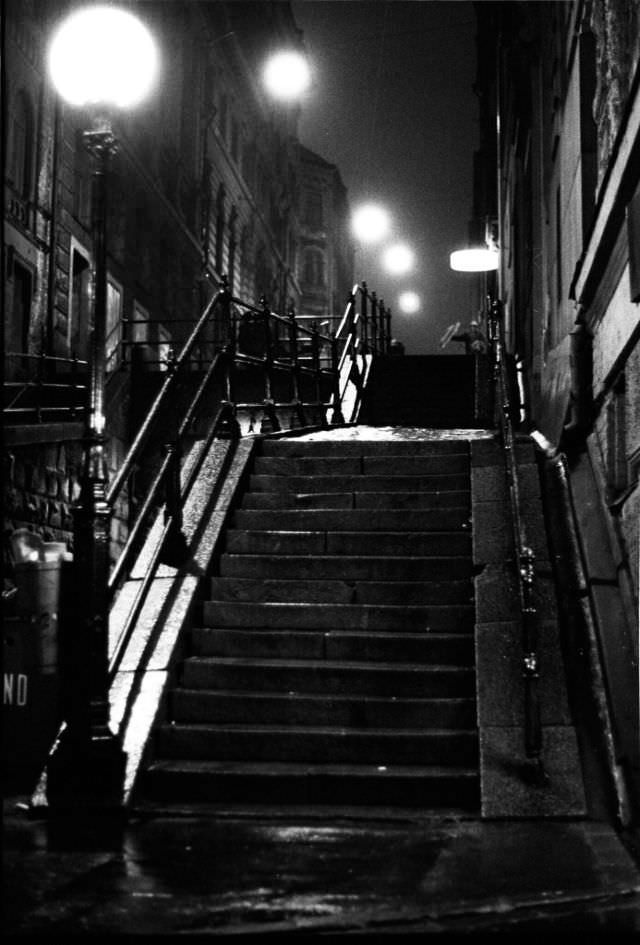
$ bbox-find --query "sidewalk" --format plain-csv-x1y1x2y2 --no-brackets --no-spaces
4,797,640,937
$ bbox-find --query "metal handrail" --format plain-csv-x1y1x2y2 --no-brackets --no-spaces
488,297,544,778
4,352,88,420
104,277,392,682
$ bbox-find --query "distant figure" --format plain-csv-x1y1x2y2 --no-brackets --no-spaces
440,319,487,355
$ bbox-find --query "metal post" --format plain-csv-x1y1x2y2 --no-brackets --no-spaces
46,115,126,814
330,331,345,425
371,291,378,353
360,283,369,354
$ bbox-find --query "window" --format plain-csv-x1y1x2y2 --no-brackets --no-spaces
304,190,323,229
106,279,123,372
4,257,32,378
9,90,34,199
215,184,226,274
302,248,325,287
69,244,92,361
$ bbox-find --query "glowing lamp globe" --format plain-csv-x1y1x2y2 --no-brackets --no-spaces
48,5,159,109
383,244,414,275
263,50,311,101
449,247,499,272
352,203,391,244
398,291,420,314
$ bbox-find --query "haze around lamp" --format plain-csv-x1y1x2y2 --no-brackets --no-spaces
352,203,391,244
47,4,159,109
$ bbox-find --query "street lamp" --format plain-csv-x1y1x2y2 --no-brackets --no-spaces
46,5,158,814
351,203,391,244
398,291,421,314
382,243,414,276
262,49,311,100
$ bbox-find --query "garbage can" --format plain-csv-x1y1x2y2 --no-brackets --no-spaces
2,537,71,795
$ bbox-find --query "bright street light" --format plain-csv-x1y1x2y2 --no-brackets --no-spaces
398,291,420,314
450,247,499,272
263,49,311,100
352,203,391,244
48,5,159,108
382,244,414,276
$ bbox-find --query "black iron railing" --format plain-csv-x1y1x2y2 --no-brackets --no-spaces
4,352,88,423
104,278,390,682
487,298,544,779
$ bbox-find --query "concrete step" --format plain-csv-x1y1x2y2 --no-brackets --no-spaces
154,723,479,765
240,489,470,510
231,508,470,532
207,577,473,605
252,454,469,476
170,688,478,728
141,759,481,809
219,554,473,581
258,440,470,456
249,473,470,493
224,529,471,557
191,628,475,664
202,600,475,631
182,657,476,697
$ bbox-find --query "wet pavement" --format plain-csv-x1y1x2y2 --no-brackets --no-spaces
4,798,640,937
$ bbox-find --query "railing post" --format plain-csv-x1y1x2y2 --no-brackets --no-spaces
311,321,327,428
287,305,306,428
385,307,392,354
260,296,280,433
163,347,183,539
330,331,345,425
378,298,386,352
521,546,542,768
371,291,379,353
360,283,369,354
218,279,240,439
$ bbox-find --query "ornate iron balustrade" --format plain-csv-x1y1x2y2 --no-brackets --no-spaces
487,298,545,781
103,278,390,683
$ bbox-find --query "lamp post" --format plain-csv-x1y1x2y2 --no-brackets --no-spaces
46,5,158,814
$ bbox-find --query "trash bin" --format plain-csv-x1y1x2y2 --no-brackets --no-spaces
2,532,71,795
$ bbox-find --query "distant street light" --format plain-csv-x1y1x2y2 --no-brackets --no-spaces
352,203,391,244
382,244,414,276
450,247,499,272
398,291,420,314
46,4,158,813
263,49,311,100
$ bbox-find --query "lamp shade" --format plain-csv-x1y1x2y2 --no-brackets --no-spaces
48,5,158,109
450,247,499,272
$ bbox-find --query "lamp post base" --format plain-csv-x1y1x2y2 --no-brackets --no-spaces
45,728,127,816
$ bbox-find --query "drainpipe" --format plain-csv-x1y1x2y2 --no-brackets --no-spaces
563,311,593,441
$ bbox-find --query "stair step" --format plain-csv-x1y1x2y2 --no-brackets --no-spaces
249,473,470,492
252,454,469,476
191,628,475,663
202,600,474,631
219,554,473,581
224,530,471,557
240,489,470,510
142,760,481,809
171,689,478,728
182,657,475,697
258,440,470,456
207,577,473,605
231,508,470,532
154,723,479,765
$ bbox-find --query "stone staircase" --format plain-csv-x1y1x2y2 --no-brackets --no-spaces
141,434,480,811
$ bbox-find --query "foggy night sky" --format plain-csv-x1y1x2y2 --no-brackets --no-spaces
290,0,480,354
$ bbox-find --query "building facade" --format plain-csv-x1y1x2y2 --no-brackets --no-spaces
3,0,354,561
472,0,639,815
